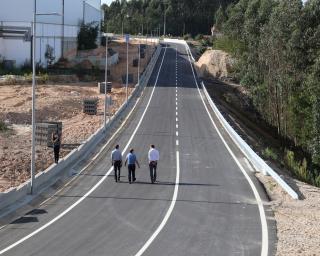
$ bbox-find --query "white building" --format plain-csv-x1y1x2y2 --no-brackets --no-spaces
0,0,102,67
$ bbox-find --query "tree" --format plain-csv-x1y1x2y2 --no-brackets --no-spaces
77,22,99,50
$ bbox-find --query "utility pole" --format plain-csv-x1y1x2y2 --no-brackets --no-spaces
138,42,140,87
104,33,108,130
126,34,129,104
61,0,65,58
30,0,36,195
164,8,166,36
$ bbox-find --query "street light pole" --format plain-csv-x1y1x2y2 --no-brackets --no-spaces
126,34,129,104
30,0,36,194
138,42,140,87
30,6,61,194
104,33,108,130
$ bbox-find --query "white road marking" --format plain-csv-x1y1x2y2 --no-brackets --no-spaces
134,150,180,256
176,117,178,122
176,111,178,116
185,44,268,256
176,124,178,129
176,140,179,146
176,131,179,136
0,47,169,255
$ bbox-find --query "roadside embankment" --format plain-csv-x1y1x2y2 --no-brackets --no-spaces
194,46,320,256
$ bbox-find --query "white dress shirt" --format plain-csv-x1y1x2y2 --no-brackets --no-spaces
111,149,122,161
148,148,159,162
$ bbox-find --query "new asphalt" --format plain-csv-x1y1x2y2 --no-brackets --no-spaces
0,41,275,256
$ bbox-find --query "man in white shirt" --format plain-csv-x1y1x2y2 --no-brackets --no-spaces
148,144,160,184
111,145,122,182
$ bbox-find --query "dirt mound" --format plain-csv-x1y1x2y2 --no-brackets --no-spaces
195,50,234,79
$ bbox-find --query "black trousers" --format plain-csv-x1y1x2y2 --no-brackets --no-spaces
54,145,60,163
113,161,122,181
128,164,136,183
149,161,157,183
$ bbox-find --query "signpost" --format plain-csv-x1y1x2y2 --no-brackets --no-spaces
125,34,130,104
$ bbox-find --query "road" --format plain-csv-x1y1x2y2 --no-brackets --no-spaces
0,40,274,256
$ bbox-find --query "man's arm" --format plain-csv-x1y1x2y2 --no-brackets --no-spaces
136,159,140,168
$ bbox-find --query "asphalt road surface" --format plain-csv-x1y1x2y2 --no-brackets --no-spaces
0,41,274,256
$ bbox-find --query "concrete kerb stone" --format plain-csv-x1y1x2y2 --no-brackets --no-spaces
0,44,162,214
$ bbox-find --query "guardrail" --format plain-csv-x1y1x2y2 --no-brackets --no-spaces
184,41,299,200
0,45,162,215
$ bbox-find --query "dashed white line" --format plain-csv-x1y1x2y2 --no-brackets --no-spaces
176,131,179,136
176,124,178,129
176,117,178,122
176,140,179,146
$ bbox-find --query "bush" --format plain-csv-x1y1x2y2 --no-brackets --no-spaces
284,150,311,183
213,36,245,56
262,147,278,161
183,34,192,40
0,121,8,132
195,34,204,41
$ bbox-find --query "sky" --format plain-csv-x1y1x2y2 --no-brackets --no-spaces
101,0,113,5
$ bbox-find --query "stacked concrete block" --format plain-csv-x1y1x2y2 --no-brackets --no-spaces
133,58,138,67
83,98,98,115
98,82,112,94
35,122,62,147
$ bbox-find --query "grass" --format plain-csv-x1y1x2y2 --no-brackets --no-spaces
262,147,278,161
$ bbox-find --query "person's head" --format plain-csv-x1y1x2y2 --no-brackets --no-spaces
130,148,134,153
115,145,119,149
151,144,155,148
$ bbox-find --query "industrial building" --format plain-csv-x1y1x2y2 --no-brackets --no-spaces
0,0,102,67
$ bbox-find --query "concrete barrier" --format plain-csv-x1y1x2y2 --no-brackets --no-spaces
0,45,162,214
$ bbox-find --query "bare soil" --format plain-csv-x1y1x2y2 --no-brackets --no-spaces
0,83,128,191
0,38,155,192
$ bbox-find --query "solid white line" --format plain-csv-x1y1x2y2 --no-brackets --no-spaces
185,44,268,256
0,47,169,255
244,158,256,173
134,150,180,256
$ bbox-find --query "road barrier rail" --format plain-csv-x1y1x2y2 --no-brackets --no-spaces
184,41,299,200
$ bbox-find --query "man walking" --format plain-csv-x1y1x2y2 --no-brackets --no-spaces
148,145,159,183
111,145,122,182
125,148,140,184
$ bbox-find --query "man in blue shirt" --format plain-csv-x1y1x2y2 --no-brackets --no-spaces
125,148,140,184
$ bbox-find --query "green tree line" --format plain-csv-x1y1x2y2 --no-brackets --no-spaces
215,0,320,184
102,0,236,36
